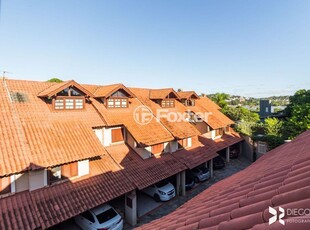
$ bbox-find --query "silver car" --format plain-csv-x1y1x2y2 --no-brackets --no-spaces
191,166,210,183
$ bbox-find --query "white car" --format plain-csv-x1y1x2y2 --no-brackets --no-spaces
74,204,123,230
142,180,176,202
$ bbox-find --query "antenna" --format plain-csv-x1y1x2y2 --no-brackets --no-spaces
2,71,12,78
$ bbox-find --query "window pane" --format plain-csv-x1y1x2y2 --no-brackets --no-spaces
81,211,95,223
121,99,128,107
75,99,84,109
96,208,118,224
55,99,64,109
65,99,74,109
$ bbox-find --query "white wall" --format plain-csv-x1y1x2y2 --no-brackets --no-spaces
78,160,89,176
187,137,192,148
126,132,137,149
14,173,29,192
135,146,152,159
163,142,169,153
29,170,46,191
170,140,178,152
93,128,104,144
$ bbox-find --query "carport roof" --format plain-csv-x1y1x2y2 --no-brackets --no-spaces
172,136,219,169
172,130,243,169
0,155,135,229
0,191,40,230
137,130,310,230
31,155,135,229
106,144,187,190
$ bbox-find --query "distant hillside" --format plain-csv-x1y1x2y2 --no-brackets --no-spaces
206,93,290,107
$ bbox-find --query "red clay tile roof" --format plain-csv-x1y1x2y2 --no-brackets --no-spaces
177,91,200,99
171,136,219,169
149,88,180,99
87,83,135,98
1,79,107,174
138,130,310,230
206,129,244,151
0,191,40,230
191,97,234,129
130,88,200,139
37,80,94,97
106,144,187,190
0,79,32,176
30,155,134,229
82,85,175,146
172,131,243,169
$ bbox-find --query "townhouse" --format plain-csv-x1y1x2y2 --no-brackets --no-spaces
0,78,243,229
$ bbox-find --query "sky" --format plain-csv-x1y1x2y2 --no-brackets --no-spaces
0,0,309,97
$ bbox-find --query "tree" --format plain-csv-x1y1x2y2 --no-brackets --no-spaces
210,93,229,109
264,117,283,136
47,78,63,83
223,106,260,136
282,89,310,139
177,88,183,92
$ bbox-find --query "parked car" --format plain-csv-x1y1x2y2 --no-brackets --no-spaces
185,171,196,190
142,180,176,202
75,204,123,230
229,147,239,158
213,156,225,170
190,166,210,183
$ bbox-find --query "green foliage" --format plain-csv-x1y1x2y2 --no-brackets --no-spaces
223,106,260,136
282,89,310,139
264,117,283,136
47,78,63,83
223,106,259,123
209,93,229,109
254,134,284,150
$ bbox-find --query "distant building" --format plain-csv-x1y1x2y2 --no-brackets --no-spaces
259,99,271,121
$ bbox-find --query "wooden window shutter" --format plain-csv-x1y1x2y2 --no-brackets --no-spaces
61,164,71,178
111,128,124,143
183,138,188,148
0,177,11,195
152,143,164,154
70,162,78,177
61,162,78,178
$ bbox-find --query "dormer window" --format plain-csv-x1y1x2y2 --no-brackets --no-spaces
183,99,195,106
54,86,85,110
38,80,94,111
106,89,129,108
161,99,175,108
178,91,199,107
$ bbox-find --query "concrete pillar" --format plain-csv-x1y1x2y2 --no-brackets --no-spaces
226,147,230,163
209,160,214,178
180,171,186,196
125,190,137,226
176,173,181,196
